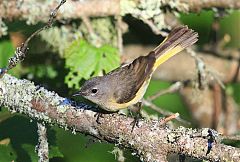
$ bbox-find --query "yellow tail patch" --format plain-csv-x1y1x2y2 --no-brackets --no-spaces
153,45,183,70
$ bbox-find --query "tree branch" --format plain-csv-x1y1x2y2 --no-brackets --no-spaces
0,74,239,162
181,0,240,12
36,122,49,162
0,0,120,23
0,0,239,23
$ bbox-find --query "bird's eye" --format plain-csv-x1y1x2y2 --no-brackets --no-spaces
91,88,98,94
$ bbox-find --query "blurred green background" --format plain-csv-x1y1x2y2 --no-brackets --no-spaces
0,9,240,162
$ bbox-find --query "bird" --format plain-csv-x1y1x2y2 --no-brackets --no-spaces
73,26,198,113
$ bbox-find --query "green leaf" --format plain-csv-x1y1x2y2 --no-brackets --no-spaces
22,144,38,162
0,40,14,67
49,145,64,158
64,39,120,89
0,145,16,162
0,110,14,124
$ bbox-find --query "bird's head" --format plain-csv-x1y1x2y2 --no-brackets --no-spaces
72,76,110,106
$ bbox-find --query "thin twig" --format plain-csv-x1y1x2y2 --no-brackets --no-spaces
81,15,102,47
159,113,179,125
0,0,66,78
222,135,240,141
187,48,225,89
142,99,171,116
36,122,49,162
147,81,183,101
81,16,95,36
212,83,222,130
140,18,168,36
142,99,190,125
187,48,208,90
117,16,123,55
208,69,225,89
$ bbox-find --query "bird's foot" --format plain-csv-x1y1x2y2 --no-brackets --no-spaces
129,102,142,132
94,112,103,124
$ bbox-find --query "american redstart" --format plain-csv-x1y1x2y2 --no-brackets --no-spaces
73,26,198,112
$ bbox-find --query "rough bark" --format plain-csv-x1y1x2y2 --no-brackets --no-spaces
1,0,240,23
0,74,239,162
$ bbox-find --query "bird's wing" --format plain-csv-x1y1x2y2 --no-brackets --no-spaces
108,52,156,104
107,26,198,105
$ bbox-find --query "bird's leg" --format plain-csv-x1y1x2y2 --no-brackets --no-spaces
94,112,103,124
129,101,142,132
94,105,105,124
94,106,118,124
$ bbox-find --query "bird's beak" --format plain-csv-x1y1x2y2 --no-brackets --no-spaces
72,91,82,97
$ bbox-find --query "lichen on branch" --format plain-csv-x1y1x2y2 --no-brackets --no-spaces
0,74,239,162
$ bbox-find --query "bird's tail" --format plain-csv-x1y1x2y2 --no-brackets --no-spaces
152,26,198,70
